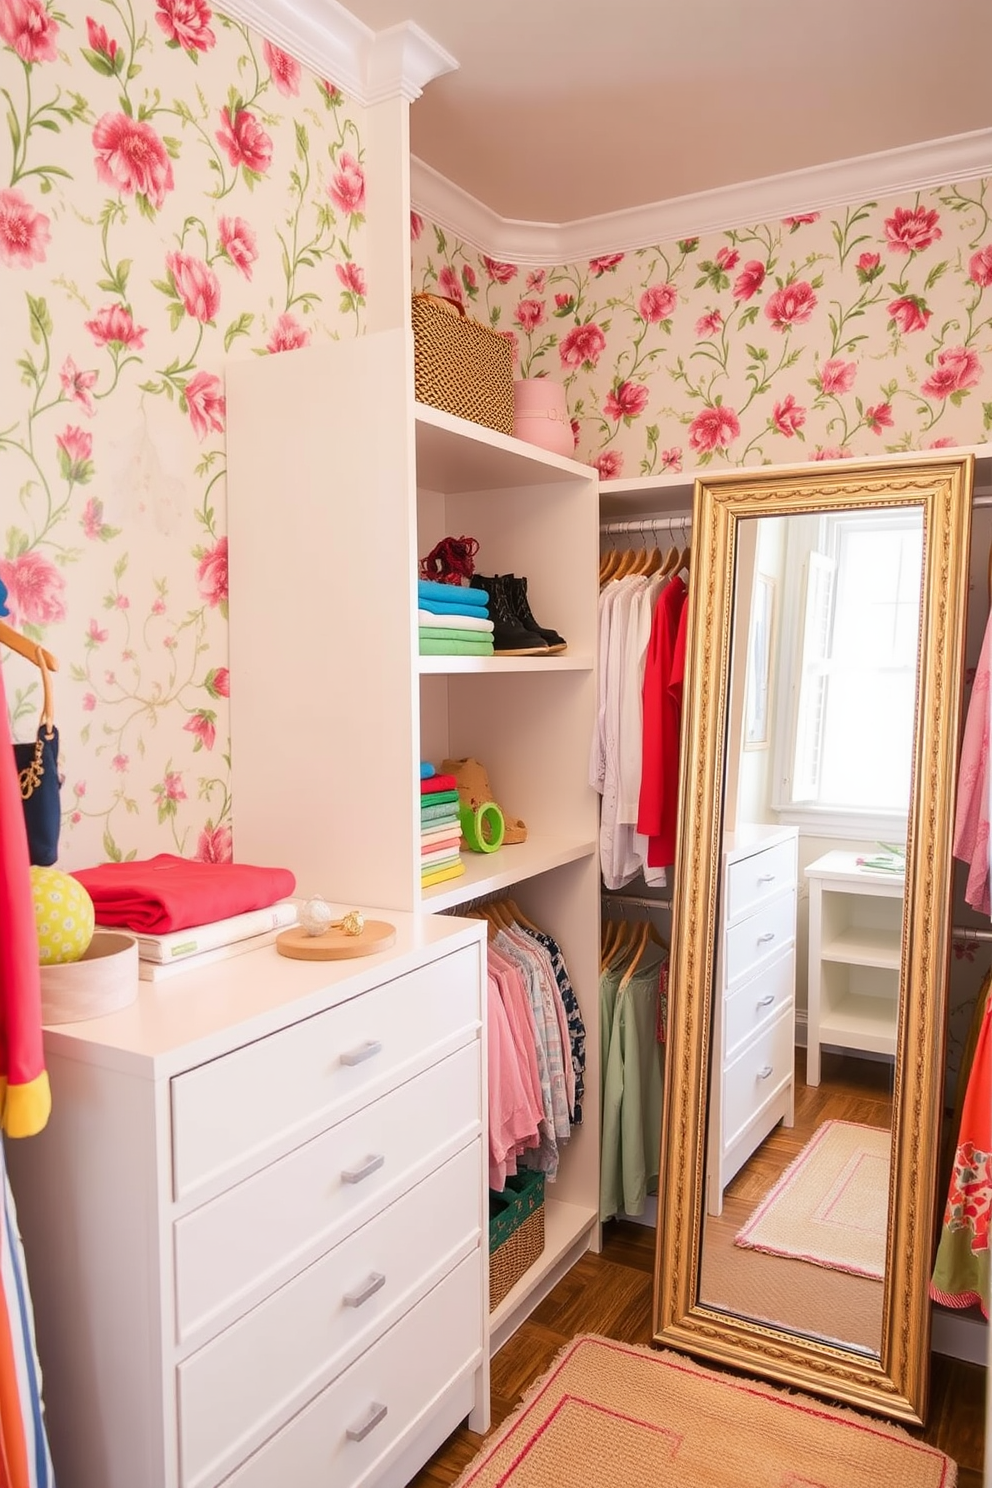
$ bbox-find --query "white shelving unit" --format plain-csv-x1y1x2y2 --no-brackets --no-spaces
225,330,602,1354
805,850,905,1085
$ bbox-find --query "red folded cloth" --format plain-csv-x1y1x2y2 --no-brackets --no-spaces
71,854,296,934
420,774,457,794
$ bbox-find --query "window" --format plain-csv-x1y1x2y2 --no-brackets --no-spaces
776,510,923,822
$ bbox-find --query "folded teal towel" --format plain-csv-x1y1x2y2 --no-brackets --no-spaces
420,762,435,779
419,637,495,656
418,595,490,618
418,578,489,608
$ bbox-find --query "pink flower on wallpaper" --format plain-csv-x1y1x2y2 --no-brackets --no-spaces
554,292,575,314
856,251,883,283
593,450,624,480
604,381,649,421
887,294,931,334
659,448,682,472
86,15,118,62
589,253,624,275
816,358,857,395
85,303,147,348
526,269,546,293
559,322,607,370
205,665,229,698
195,822,233,863
968,246,992,288
462,264,477,293
499,329,519,367
336,261,367,297
514,298,545,332
437,264,463,303
732,260,765,300
216,107,272,175
813,446,852,461
59,355,97,415
167,251,221,323
570,417,580,449
695,310,722,337
321,80,343,105
196,536,228,608
772,395,806,438
266,311,310,353
81,500,101,539
87,618,108,642
715,246,739,271
764,280,817,331
920,345,982,400
865,403,894,434
0,551,66,626
155,0,215,53
161,771,186,802
0,187,50,267
82,695,96,712
184,370,226,439
151,597,165,614
93,113,175,209
884,205,942,255
410,211,424,241
928,436,957,448
218,215,258,280
56,424,93,480
482,256,517,284
688,404,740,453
638,283,677,323
263,39,300,96
184,711,216,750
782,213,820,227
328,152,366,215
111,754,129,773
0,0,59,64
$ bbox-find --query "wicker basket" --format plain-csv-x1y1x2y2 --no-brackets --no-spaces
488,1170,545,1312
411,293,514,436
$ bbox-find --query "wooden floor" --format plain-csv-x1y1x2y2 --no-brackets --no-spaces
408,1221,986,1487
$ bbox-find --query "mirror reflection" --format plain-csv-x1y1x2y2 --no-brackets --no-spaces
697,506,924,1358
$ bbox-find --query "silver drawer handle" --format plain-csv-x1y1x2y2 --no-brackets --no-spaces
757,873,776,884
346,1401,387,1442
757,993,775,1007
341,1039,382,1067
757,931,775,944
758,1064,773,1079
344,1271,386,1308
342,1153,385,1185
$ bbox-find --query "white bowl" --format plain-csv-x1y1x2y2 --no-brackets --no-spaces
39,931,139,1025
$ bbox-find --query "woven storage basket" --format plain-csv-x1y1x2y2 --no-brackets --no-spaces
488,1170,545,1312
411,293,514,436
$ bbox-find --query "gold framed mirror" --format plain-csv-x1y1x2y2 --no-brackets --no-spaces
652,452,974,1425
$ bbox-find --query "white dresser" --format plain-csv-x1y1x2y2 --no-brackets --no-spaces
7,912,489,1488
707,824,798,1216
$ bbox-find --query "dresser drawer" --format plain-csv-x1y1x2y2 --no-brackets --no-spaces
219,1252,482,1488
724,945,795,1061
174,1042,481,1346
726,837,797,924
178,1143,481,1488
721,1008,794,1151
172,945,479,1200
723,888,796,990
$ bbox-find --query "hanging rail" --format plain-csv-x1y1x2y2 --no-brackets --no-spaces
600,492,992,535
951,925,992,943
601,892,672,912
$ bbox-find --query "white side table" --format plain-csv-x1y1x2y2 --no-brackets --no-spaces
805,850,905,1086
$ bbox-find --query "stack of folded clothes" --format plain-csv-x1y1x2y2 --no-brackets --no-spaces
418,578,494,657
420,763,464,887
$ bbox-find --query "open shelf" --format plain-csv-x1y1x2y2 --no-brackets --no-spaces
422,836,597,912
818,993,899,1056
415,403,595,493
418,654,594,675
488,1197,598,1353
821,928,902,970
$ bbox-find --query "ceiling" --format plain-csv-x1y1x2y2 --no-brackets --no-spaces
344,0,991,222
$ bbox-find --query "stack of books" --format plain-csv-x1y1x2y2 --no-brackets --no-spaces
132,900,298,981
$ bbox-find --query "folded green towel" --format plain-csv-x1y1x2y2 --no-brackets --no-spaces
421,792,459,814
419,627,495,644
419,637,495,656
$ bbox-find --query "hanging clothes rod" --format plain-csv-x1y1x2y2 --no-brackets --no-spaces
600,515,691,537
601,892,672,911
951,925,992,943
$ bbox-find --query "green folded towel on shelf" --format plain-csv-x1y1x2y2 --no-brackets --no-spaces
419,636,495,656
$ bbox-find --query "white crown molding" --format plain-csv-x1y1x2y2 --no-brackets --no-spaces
411,128,992,264
217,0,457,106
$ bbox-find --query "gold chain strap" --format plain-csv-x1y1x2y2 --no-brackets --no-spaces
18,735,45,801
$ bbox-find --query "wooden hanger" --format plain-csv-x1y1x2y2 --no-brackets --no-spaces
618,920,651,990
0,619,58,675
601,916,623,969
505,898,541,935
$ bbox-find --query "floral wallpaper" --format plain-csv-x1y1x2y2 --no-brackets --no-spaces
411,182,992,476
0,0,367,870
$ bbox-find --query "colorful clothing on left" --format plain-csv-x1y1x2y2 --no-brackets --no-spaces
930,993,991,1318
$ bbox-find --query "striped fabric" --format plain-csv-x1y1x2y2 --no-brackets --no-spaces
0,1140,53,1487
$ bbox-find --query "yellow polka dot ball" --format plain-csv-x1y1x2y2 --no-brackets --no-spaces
29,867,95,966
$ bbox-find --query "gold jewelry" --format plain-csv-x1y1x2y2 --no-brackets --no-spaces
331,910,365,937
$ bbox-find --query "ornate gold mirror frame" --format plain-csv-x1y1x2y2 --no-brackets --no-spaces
652,452,974,1425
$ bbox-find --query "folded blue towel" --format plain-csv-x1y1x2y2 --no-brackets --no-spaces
417,578,489,608
420,762,435,779
419,596,490,618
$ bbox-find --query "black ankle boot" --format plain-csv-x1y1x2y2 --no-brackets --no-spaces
470,574,549,656
501,575,567,654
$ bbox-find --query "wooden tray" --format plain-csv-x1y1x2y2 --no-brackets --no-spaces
275,921,396,961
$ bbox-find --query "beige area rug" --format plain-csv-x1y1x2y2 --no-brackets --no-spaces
734,1119,890,1279
454,1335,955,1487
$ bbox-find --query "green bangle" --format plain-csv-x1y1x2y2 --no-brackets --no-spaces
459,800,505,853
